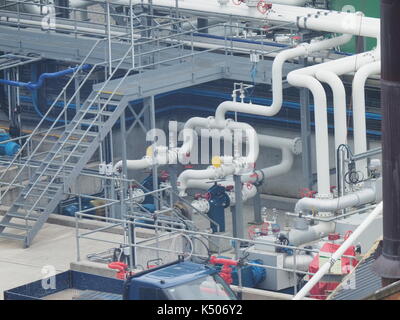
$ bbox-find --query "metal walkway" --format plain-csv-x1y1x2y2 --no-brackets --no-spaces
0,31,236,247
0,6,297,247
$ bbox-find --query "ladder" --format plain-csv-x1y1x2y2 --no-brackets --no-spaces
0,38,135,247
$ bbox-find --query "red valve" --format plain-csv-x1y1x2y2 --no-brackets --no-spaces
232,0,245,5
108,262,129,280
194,193,202,200
248,222,269,240
299,188,317,198
328,232,340,241
209,256,239,285
160,170,170,181
257,1,272,14
344,230,353,240
261,222,270,235
225,185,234,192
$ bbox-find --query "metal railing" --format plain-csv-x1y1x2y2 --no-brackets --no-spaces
74,198,361,298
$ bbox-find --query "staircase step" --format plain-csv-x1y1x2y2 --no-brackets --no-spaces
67,128,98,135
47,151,83,162
0,232,25,241
26,182,60,191
86,98,119,105
21,192,55,199
13,203,48,211
0,222,31,230
83,110,114,117
72,119,103,127
7,212,39,221
62,140,91,147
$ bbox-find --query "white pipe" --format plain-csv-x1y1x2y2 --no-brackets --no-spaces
287,50,380,196
288,221,335,247
352,61,381,176
177,165,236,196
226,182,258,206
287,71,331,197
315,70,348,152
125,1,379,40
114,157,154,172
284,254,314,272
293,201,383,300
182,134,300,191
257,135,301,180
214,34,353,124
294,185,378,214
22,0,90,14
179,117,259,167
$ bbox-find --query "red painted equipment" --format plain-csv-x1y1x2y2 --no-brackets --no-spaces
257,1,272,14
108,262,130,280
307,238,359,299
209,256,239,285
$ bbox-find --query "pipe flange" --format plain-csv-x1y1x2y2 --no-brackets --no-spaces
291,137,303,155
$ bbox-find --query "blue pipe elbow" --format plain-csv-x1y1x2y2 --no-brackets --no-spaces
0,64,92,90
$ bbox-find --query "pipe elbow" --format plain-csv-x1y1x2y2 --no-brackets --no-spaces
295,187,377,214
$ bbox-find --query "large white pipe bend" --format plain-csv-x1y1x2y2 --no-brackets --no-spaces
179,117,259,166
214,34,353,124
177,165,236,196
182,134,300,191
287,72,331,197
294,186,378,214
352,61,381,176
315,70,347,152
287,50,380,196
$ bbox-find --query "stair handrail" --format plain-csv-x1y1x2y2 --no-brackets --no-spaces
0,38,106,198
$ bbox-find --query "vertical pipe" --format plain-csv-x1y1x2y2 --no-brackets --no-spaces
300,78,313,190
252,187,262,225
372,0,400,285
233,174,244,239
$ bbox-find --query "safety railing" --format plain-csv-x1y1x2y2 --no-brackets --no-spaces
74,198,362,299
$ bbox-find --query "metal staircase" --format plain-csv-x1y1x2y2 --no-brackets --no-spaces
0,38,135,247
0,16,228,247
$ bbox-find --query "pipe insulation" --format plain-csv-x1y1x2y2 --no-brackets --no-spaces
287,221,336,247
287,49,380,197
214,34,353,124
178,117,259,168
352,61,381,177
284,254,314,272
123,1,380,40
315,70,348,153
182,134,301,191
294,178,382,215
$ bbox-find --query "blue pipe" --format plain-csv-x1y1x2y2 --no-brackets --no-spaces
0,64,92,90
19,87,382,136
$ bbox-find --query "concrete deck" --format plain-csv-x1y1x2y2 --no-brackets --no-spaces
0,222,124,300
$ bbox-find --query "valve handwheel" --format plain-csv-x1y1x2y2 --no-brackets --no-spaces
232,0,245,5
257,0,272,14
